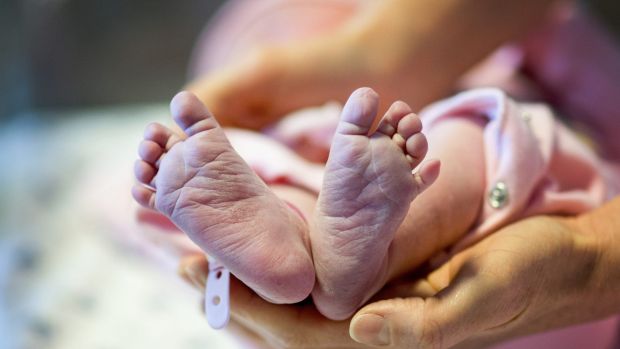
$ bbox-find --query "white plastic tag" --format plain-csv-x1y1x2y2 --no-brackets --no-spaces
205,259,230,329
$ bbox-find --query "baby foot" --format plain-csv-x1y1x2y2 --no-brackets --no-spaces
311,88,440,320
132,91,315,304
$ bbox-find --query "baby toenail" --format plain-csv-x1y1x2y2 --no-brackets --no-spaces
488,181,509,209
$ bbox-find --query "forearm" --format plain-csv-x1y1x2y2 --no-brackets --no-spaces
185,0,565,130
575,195,620,315
353,0,562,106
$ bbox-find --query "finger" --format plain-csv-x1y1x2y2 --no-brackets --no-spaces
350,250,523,348
371,243,477,304
231,280,357,349
226,320,274,349
178,256,358,349
179,254,209,291
372,276,438,301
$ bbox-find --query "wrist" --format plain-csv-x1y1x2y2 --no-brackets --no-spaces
572,207,620,316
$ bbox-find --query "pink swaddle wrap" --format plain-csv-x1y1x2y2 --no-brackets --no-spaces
420,88,619,253
236,87,620,251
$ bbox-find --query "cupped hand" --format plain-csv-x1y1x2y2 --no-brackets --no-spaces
349,214,618,348
179,254,358,349
186,33,391,131
180,211,618,349
184,0,440,131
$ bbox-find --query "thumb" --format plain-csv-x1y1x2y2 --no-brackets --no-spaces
349,255,521,348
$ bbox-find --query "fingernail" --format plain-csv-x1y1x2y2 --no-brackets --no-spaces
350,313,390,346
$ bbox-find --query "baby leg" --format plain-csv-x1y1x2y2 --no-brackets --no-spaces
387,115,487,280
309,88,441,320
132,92,315,304
307,89,486,320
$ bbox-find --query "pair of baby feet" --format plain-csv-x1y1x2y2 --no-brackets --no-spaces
132,88,440,320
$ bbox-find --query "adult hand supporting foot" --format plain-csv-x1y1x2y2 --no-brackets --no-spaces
187,0,560,130
180,196,620,349
350,197,620,348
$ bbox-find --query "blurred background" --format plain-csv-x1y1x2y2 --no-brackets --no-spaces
0,1,619,349
0,0,224,119
0,1,248,349
1,0,619,118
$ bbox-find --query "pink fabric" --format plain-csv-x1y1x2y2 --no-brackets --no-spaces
420,88,619,252
226,126,325,192
239,87,619,254
417,90,620,349
521,4,620,162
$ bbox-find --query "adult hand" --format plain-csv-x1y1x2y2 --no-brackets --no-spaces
350,210,620,348
180,199,620,348
187,0,558,130
180,254,357,349
186,26,405,130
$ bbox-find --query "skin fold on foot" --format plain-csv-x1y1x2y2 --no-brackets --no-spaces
132,89,439,319
311,87,440,320
132,91,315,304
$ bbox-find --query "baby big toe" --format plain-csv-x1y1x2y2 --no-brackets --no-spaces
337,88,380,135
170,91,219,136
134,159,156,185
131,184,155,209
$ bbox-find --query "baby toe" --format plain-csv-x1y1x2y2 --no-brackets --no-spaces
377,101,411,136
170,91,219,136
396,113,423,139
337,87,380,135
138,140,164,164
414,159,441,191
132,184,156,209
144,122,173,147
134,159,157,185
405,133,428,167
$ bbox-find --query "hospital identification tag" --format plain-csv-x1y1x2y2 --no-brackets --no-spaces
205,258,230,329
